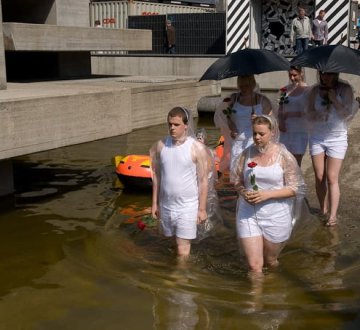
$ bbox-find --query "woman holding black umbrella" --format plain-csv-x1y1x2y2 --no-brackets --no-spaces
214,75,273,180
307,71,357,226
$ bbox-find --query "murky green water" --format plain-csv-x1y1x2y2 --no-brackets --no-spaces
0,113,359,329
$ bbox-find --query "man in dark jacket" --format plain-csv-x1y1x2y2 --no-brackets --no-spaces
165,20,176,54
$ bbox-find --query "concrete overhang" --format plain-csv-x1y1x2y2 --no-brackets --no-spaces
2,22,152,51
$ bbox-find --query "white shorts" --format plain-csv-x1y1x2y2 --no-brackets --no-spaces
159,206,198,239
280,132,308,155
309,134,348,159
236,217,292,243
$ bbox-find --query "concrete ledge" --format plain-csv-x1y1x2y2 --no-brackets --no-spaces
0,77,220,160
91,55,296,89
92,55,217,80
0,88,132,159
91,56,360,94
130,79,220,129
3,23,152,51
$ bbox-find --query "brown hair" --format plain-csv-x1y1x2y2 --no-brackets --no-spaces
167,107,189,124
318,71,339,87
289,65,305,81
237,75,256,90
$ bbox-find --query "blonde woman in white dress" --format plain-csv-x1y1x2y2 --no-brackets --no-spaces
232,115,305,275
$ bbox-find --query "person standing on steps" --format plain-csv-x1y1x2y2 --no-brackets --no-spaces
312,9,328,46
290,7,313,55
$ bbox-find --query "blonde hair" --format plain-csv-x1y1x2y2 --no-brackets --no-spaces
252,115,280,143
237,75,256,90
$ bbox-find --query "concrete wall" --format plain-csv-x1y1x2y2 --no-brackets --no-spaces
131,80,220,129
55,0,90,27
0,78,219,160
0,0,7,90
2,22,152,79
1,2,153,81
3,23,152,52
91,55,360,95
0,88,132,160
91,55,292,89
92,56,216,78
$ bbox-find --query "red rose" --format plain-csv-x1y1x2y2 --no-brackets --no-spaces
247,161,257,168
223,97,231,102
280,87,287,93
137,220,146,231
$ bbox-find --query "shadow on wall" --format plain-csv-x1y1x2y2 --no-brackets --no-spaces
2,0,56,24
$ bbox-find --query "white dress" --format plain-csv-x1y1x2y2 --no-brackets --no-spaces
279,90,309,155
230,97,263,174
236,150,294,243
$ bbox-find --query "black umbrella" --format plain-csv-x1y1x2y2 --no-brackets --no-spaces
199,48,290,81
291,45,360,75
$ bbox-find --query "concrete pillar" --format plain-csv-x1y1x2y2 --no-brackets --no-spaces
0,159,14,197
0,0,7,90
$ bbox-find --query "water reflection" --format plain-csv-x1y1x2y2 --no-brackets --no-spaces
153,271,201,329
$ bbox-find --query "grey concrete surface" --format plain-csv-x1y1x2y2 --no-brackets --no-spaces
0,0,6,90
55,0,90,27
91,56,360,95
0,76,220,161
3,23,152,51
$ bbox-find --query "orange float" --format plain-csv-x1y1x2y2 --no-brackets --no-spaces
114,137,224,190
214,136,224,172
115,155,152,190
